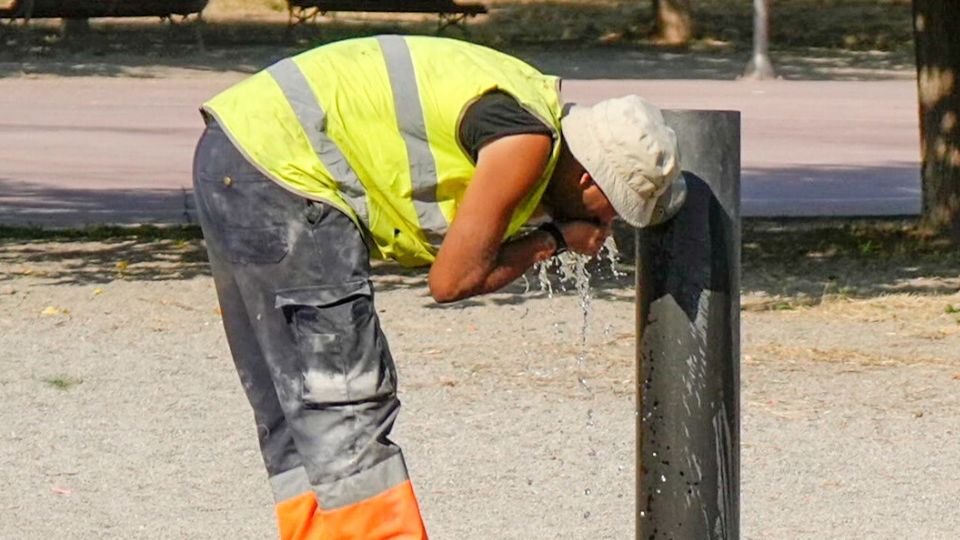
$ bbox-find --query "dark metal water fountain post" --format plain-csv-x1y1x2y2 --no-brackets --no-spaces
635,110,741,539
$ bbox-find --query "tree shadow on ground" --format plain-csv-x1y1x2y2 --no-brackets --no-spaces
3,220,955,311
0,223,639,294
0,226,207,284
613,218,959,309
0,0,915,80
739,218,960,310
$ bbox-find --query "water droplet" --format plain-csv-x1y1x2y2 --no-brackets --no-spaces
661,474,667,482
584,488,592,495
602,236,624,277
535,260,555,298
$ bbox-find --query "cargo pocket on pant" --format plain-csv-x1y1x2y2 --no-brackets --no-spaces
275,281,397,408
221,226,289,264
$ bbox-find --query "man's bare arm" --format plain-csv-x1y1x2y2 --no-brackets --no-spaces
428,133,555,303
428,134,611,302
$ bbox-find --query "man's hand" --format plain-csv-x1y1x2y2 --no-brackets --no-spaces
558,220,610,257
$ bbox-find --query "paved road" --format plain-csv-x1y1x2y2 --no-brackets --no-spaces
0,75,921,226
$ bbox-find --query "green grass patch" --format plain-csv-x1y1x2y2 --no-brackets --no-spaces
0,225,203,242
692,0,913,52
42,375,83,391
743,218,958,265
740,218,960,302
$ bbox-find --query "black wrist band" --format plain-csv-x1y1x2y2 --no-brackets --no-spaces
538,222,567,256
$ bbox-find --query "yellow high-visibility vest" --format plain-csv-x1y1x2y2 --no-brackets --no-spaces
202,35,563,267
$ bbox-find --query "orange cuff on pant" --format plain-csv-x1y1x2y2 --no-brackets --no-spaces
276,480,427,540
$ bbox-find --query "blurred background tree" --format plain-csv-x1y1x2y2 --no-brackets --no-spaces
912,0,960,238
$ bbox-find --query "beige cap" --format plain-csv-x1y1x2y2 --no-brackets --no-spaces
561,95,685,227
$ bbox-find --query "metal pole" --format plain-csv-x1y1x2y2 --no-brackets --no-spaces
744,0,776,79
635,110,741,539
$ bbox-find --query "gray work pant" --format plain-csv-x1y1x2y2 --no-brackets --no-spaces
192,121,414,519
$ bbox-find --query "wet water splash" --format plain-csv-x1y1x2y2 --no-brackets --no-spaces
536,261,554,298
533,239,623,353
555,252,592,348
602,236,625,278
538,252,593,391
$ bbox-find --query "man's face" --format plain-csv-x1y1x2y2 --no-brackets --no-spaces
581,177,617,226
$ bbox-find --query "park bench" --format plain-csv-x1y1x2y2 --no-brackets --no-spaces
0,0,208,47
0,0,208,24
287,0,487,31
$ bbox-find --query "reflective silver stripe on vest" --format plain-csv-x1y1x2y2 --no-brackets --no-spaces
377,35,447,247
267,59,370,227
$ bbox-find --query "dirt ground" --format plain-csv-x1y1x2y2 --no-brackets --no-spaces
1,221,958,539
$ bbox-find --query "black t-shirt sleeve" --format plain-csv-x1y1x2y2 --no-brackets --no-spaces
458,91,553,162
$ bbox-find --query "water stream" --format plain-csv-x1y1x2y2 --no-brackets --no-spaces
532,238,624,520
533,237,623,380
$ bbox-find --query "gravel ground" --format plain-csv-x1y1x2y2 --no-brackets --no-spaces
1,237,958,539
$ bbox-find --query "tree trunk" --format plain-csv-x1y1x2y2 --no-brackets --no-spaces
652,0,693,45
61,17,91,37
912,0,960,238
